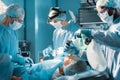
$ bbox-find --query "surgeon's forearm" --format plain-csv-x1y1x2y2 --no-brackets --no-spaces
92,30,120,48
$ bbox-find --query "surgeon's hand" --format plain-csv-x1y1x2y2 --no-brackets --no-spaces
64,40,79,56
69,10,76,23
42,46,54,60
11,76,22,80
12,54,26,65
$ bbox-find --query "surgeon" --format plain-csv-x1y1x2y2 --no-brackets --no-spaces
95,0,120,47
48,7,79,57
86,0,120,80
0,4,25,79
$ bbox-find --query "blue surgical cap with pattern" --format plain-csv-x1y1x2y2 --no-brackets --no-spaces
6,4,25,19
96,0,120,8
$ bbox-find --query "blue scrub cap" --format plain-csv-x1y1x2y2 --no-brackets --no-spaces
48,7,66,21
6,4,25,19
96,0,118,8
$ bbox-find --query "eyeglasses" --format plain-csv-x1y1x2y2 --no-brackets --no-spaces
98,7,115,16
99,7,108,13
16,18,23,23
10,17,23,23
48,19,61,24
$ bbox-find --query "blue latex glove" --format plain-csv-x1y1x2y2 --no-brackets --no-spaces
12,54,25,65
64,40,79,56
42,46,54,60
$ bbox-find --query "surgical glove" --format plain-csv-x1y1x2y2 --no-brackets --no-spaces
12,54,25,65
100,24,109,30
42,46,54,60
81,29,92,37
64,40,79,56
53,47,66,57
74,30,92,49
25,57,34,69
69,10,76,23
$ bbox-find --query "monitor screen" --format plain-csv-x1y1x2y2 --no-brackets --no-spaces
78,8,105,25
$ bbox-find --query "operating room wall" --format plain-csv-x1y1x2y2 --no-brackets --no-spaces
24,0,36,62
25,0,55,62
0,0,24,40
58,0,80,21
34,0,55,62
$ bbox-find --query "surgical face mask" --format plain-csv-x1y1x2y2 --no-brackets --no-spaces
98,11,113,26
10,21,23,30
50,21,63,29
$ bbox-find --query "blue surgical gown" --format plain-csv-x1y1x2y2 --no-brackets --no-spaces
102,44,120,80
53,20,79,50
92,17,120,48
0,23,25,77
0,23,18,55
91,17,120,80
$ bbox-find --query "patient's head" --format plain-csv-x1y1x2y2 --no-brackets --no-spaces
64,60,87,75
59,55,87,75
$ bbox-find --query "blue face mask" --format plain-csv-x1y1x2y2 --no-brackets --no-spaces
98,11,113,26
10,21,23,30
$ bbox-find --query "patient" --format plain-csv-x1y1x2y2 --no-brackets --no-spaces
11,54,87,80
52,55,87,80
11,31,89,80
16,58,63,80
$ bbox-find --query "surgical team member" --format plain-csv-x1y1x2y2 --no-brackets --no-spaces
96,0,120,47
86,0,120,80
48,7,79,56
0,4,25,79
